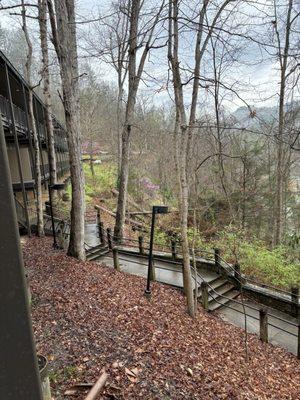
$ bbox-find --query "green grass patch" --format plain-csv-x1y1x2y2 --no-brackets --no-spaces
152,226,300,289
83,162,117,203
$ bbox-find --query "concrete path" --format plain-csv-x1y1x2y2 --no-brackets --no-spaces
84,225,298,357
100,253,299,357
101,253,218,289
218,299,298,355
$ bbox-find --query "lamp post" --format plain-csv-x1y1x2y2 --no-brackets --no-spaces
48,183,65,248
145,205,168,298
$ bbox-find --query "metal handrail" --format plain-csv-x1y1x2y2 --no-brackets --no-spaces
194,267,298,335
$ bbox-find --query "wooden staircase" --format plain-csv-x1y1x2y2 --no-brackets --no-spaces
85,243,110,261
197,275,240,312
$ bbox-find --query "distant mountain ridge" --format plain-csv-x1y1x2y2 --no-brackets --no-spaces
232,101,300,128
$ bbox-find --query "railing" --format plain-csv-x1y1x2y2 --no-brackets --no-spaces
93,223,300,357
88,211,300,316
57,160,70,177
108,231,299,298
197,268,299,357
14,196,27,228
1,94,68,153
0,94,27,136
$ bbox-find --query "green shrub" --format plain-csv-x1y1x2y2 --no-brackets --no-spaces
83,162,117,203
213,227,300,289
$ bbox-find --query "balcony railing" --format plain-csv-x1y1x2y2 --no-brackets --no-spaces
0,94,68,152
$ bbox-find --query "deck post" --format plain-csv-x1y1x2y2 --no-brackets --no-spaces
96,209,101,225
201,281,209,310
98,221,104,244
138,235,144,255
297,324,300,359
112,248,120,271
291,286,299,318
171,239,176,260
96,210,102,243
259,308,268,343
214,248,221,273
106,228,112,250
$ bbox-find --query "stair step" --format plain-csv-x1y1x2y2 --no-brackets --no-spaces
198,281,233,299
209,275,227,288
196,276,228,297
85,243,107,254
208,289,240,312
208,283,235,300
86,249,110,261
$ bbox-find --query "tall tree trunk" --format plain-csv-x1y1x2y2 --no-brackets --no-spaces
113,0,162,241
114,0,140,241
211,37,234,221
117,79,123,176
241,157,246,230
21,1,44,237
168,0,231,316
38,0,57,186
168,0,195,317
49,0,85,259
273,0,293,245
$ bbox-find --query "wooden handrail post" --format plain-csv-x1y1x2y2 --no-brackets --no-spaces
171,239,176,260
214,248,220,274
138,236,144,255
297,324,300,359
259,308,268,343
106,228,112,250
98,222,104,244
112,247,120,271
291,286,299,318
96,209,100,225
201,281,209,310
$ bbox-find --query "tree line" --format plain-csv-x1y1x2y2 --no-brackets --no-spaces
0,0,299,317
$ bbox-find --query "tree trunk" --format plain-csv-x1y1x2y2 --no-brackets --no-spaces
117,80,123,176
168,0,195,317
22,1,44,237
273,0,293,246
114,0,140,241
52,0,85,259
38,0,57,186
29,92,44,236
179,134,195,317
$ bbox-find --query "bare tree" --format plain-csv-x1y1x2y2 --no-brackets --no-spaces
272,0,297,245
168,0,235,316
84,0,130,174
21,0,44,237
48,0,85,259
114,0,165,241
38,0,57,186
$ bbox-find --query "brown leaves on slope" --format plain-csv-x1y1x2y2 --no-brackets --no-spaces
23,237,299,400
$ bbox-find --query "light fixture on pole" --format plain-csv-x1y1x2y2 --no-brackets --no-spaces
48,183,65,248
144,205,168,298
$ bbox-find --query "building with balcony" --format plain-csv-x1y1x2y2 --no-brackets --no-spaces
0,50,70,232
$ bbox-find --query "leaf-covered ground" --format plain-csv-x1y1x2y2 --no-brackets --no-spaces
23,236,299,399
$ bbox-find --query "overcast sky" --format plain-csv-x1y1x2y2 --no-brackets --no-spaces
0,0,298,114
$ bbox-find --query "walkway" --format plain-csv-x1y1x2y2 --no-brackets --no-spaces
84,225,299,356
101,252,298,356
